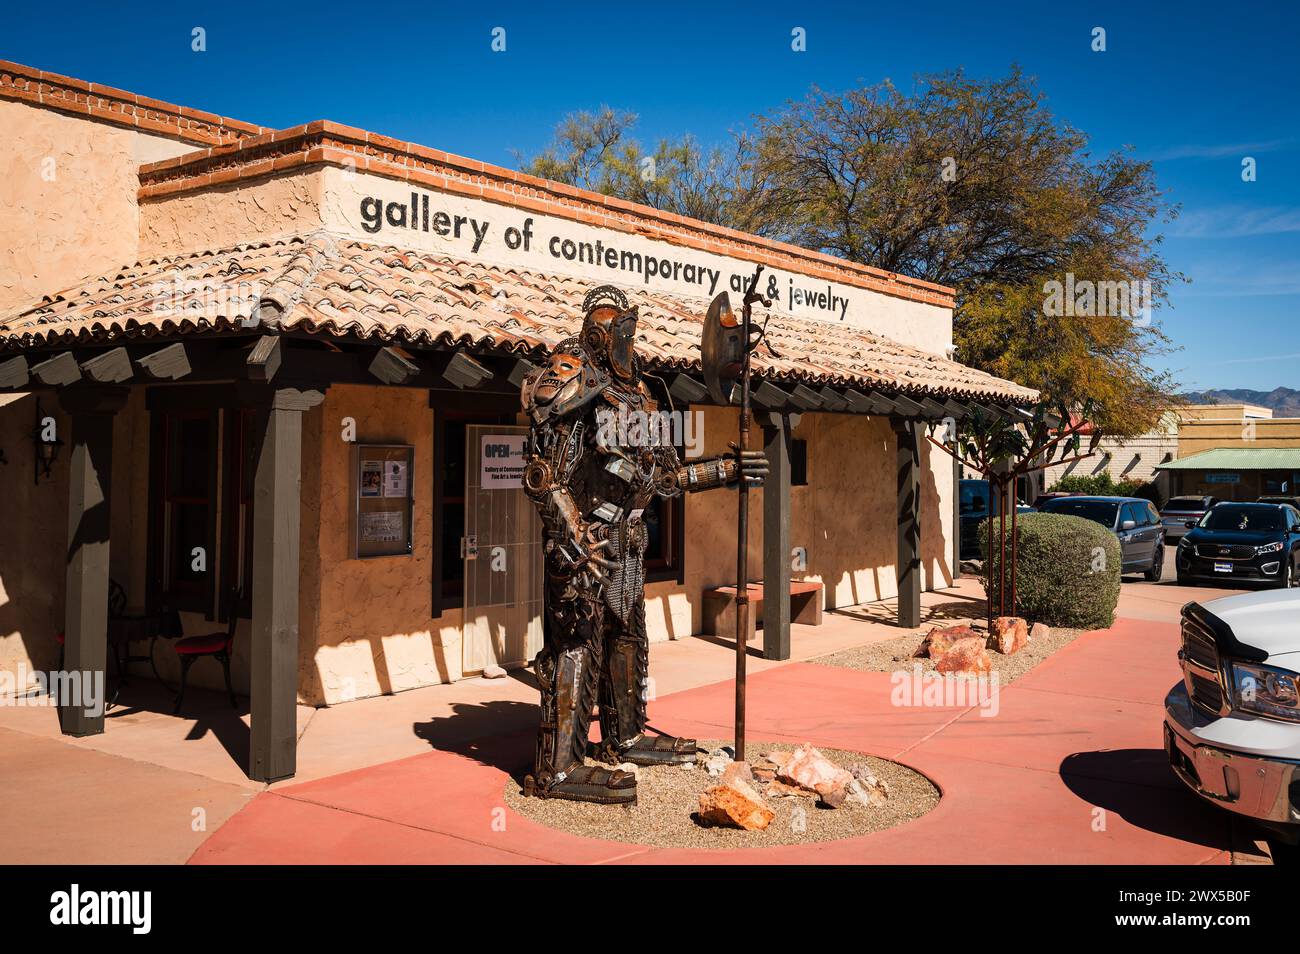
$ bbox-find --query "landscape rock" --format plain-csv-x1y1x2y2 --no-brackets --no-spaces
704,750,733,776
776,743,855,801
915,624,982,660
989,617,1029,655
721,761,755,789
818,784,849,808
482,664,508,679
698,778,775,831
765,779,811,798
933,636,992,674
848,764,891,806
1030,622,1051,642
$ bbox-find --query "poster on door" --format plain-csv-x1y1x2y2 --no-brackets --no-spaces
481,434,526,488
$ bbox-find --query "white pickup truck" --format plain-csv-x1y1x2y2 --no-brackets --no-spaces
1165,589,1300,842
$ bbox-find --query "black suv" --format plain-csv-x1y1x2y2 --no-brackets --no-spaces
1175,502,1300,588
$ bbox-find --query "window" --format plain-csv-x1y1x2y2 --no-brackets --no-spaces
221,409,257,613
643,492,685,583
149,405,257,617
790,439,809,486
151,410,218,612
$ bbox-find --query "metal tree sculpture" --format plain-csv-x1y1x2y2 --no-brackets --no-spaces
927,399,1101,629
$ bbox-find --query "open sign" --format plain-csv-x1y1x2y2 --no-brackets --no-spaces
481,434,526,488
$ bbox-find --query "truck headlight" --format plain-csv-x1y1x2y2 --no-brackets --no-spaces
1231,662,1300,722
1256,541,1284,555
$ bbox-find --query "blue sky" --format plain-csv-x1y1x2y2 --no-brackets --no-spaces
5,0,1298,391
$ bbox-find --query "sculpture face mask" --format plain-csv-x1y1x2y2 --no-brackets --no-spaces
532,349,583,404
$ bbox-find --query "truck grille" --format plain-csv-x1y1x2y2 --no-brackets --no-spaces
1182,614,1224,715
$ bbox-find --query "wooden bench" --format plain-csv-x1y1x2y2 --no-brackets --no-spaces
702,580,824,645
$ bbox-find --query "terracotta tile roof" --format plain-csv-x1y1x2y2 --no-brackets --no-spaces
0,234,1036,402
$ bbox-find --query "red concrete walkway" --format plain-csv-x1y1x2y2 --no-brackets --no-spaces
191,615,1232,864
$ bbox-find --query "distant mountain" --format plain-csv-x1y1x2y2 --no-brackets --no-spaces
1180,387,1300,417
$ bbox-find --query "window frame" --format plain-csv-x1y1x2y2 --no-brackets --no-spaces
147,407,220,616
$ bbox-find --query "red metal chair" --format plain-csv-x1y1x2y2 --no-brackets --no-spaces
172,590,241,715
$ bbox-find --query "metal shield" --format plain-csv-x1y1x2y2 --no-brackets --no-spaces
702,291,743,405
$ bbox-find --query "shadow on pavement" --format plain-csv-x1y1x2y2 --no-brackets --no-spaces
1059,748,1232,852
413,699,536,783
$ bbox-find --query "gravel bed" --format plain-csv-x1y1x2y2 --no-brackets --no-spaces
504,741,940,849
812,623,1084,685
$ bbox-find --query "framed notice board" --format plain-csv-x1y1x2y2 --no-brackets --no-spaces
350,443,414,558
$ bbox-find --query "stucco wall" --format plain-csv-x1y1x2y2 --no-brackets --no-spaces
0,99,195,315
138,169,327,259
301,385,459,706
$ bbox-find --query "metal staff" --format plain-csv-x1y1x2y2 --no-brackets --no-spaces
703,265,770,763
734,265,771,763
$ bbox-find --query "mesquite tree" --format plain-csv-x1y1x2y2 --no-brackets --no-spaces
928,399,1101,629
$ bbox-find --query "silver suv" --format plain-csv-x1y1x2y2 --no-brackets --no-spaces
1161,495,1221,542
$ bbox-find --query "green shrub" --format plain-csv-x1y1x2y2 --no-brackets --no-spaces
979,512,1121,629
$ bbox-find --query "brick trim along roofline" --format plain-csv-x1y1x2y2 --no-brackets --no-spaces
0,60,267,147
1,57,954,309
138,122,957,310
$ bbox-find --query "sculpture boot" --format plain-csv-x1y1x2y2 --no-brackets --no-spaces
527,635,636,804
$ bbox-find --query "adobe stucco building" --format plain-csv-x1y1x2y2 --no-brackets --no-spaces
0,61,1034,781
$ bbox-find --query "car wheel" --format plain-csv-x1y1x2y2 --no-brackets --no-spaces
1177,572,1195,587
1144,546,1164,582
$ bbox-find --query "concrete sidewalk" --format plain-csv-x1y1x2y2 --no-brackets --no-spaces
190,614,1230,865
0,568,1252,864
0,580,979,864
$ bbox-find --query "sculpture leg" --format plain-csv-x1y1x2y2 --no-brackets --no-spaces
527,584,636,803
598,597,697,766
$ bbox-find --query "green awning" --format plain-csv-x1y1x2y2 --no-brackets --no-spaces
1157,448,1300,471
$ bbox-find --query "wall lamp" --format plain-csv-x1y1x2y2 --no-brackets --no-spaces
32,399,63,485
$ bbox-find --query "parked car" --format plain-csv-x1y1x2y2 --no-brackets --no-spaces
1165,589,1300,843
958,478,1032,561
1160,495,1221,542
1031,491,1078,509
1175,502,1300,588
1259,495,1300,512
1038,495,1166,580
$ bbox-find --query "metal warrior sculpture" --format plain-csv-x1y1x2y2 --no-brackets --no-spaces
519,285,768,804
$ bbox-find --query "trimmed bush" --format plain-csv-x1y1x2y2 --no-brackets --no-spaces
979,512,1121,629
1048,473,1157,500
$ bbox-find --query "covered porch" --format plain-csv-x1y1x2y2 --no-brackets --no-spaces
0,237,1033,784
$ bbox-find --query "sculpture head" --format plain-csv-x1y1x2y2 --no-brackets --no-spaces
531,343,585,405
580,285,638,381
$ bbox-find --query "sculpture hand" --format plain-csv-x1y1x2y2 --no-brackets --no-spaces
729,442,769,485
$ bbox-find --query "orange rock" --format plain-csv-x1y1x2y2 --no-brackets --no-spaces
915,624,981,660
698,779,775,831
990,617,1029,655
934,636,992,674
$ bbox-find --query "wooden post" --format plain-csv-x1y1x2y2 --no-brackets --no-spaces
248,387,322,783
952,455,962,581
894,419,921,629
761,412,793,660
59,388,128,736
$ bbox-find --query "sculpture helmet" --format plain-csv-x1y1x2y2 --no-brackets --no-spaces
580,285,638,381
